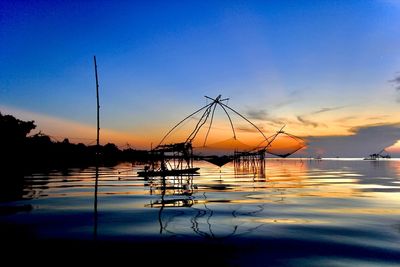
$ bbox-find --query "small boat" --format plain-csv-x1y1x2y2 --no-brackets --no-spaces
363,149,391,161
363,154,391,160
137,167,200,177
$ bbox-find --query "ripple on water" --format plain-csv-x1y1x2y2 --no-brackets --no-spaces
1,160,400,266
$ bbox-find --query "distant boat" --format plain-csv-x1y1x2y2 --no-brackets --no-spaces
137,167,200,177
363,149,391,160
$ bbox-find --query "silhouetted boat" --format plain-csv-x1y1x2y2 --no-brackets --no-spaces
363,149,391,160
363,154,391,160
137,167,200,177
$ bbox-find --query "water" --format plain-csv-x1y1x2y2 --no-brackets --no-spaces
1,159,400,266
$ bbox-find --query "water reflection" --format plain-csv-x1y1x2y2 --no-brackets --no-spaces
143,159,305,239
149,174,267,239
305,159,400,193
4,159,400,203
1,159,400,266
146,174,196,197
234,155,266,180
136,159,400,243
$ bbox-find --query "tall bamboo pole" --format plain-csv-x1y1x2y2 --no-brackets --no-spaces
94,56,100,149
93,55,100,240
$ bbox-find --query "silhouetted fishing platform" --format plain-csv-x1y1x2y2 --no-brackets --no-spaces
138,95,305,176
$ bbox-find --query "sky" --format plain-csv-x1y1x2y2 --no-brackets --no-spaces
1,0,400,156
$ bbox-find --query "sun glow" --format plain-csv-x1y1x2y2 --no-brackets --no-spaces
1,105,149,148
386,140,400,154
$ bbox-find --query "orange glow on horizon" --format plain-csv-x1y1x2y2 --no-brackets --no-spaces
1,105,151,149
386,140,400,154
2,104,400,155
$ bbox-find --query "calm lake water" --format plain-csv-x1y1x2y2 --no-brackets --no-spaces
1,159,400,266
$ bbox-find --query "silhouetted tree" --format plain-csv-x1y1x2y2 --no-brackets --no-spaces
1,112,37,168
0,112,36,142
1,111,151,175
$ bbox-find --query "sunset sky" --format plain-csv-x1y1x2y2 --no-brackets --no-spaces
1,0,400,156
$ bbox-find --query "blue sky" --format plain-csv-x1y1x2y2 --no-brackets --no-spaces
1,0,400,155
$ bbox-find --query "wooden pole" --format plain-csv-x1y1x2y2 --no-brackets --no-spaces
94,56,100,149
93,55,100,240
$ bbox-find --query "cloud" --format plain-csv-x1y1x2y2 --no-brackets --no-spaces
246,109,269,120
302,123,400,157
296,115,320,128
347,123,396,134
295,106,345,128
390,76,400,85
334,116,356,123
274,90,301,108
237,125,265,133
311,106,346,115
389,75,400,91
274,99,294,108
334,116,390,127
389,73,400,102
245,108,287,125
366,115,390,121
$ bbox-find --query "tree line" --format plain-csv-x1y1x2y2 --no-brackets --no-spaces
0,112,150,173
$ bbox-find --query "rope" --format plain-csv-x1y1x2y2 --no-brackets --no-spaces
157,102,213,147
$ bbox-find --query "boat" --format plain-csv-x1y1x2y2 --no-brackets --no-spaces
137,167,200,177
363,154,391,160
363,149,391,160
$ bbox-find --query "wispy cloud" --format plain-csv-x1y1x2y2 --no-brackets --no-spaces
389,75,400,90
311,106,346,115
296,115,320,128
390,76,400,85
389,73,400,102
274,90,301,108
295,106,346,128
366,115,390,121
245,108,287,125
334,116,356,123
237,125,265,133
246,109,269,120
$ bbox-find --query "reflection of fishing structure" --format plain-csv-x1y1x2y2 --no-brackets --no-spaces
145,174,198,234
146,175,266,238
138,95,306,176
146,174,197,201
